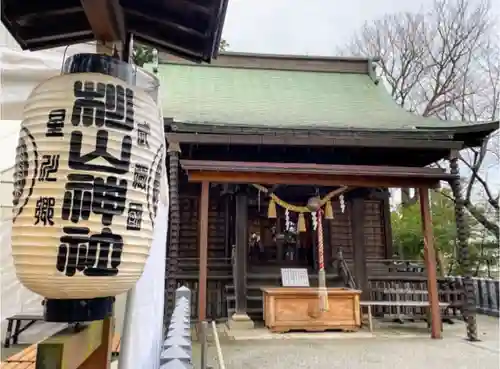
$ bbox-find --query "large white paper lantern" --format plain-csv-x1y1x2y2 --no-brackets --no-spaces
11,72,165,300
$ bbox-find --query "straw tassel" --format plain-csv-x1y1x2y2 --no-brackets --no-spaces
324,200,334,220
318,272,329,311
298,213,307,232
267,198,277,218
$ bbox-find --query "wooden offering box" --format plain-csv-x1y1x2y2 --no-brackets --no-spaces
261,287,362,333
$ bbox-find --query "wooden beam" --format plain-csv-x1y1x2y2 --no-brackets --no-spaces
167,132,464,150
79,317,113,369
418,188,442,339
36,320,105,369
181,160,455,180
198,181,210,322
81,0,126,43
187,171,442,189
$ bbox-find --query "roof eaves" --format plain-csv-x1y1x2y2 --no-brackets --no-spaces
216,51,380,63
166,119,457,140
158,52,373,74
416,120,499,147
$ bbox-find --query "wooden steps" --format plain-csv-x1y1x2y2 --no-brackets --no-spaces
0,334,121,369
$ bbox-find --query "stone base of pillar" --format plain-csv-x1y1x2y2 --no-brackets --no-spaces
227,313,255,330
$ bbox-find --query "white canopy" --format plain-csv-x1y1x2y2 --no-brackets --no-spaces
1,25,167,369
0,31,95,324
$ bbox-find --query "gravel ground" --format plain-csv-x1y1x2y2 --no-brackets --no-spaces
206,316,499,369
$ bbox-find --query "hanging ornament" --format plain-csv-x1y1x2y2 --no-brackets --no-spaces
267,198,277,218
340,194,346,213
298,213,307,232
285,209,290,231
311,211,318,231
306,196,321,212
324,200,334,220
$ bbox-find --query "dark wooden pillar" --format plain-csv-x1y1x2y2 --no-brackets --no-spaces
234,191,248,315
224,194,232,258
418,188,442,339
382,189,394,258
198,181,210,322
449,155,478,341
350,196,368,298
166,142,181,319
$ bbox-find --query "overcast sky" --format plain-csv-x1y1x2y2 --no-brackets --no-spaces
221,0,500,203
221,0,499,55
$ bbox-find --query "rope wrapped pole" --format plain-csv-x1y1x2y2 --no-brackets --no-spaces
317,210,329,312
449,155,478,341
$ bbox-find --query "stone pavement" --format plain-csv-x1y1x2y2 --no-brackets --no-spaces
205,315,499,369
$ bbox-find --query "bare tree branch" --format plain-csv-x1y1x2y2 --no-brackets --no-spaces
341,0,499,240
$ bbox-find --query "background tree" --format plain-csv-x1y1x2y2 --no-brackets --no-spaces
391,189,496,276
341,0,499,242
132,44,155,67
132,38,230,67
391,190,459,273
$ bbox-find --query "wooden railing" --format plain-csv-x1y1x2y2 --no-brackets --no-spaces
365,259,426,277
367,276,464,319
337,249,357,289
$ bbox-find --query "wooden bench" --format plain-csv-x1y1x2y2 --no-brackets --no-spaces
0,334,121,369
3,315,44,348
360,301,449,333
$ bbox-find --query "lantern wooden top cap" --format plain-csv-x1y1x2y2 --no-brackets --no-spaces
1,0,229,63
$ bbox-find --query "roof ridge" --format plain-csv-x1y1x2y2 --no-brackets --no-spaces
158,52,373,75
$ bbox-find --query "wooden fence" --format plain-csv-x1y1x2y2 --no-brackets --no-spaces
449,276,500,317
368,275,499,319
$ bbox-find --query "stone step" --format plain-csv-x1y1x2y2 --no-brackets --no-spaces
226,295,262,302
227,307,263,316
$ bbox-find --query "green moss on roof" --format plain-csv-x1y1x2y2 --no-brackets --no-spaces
149,63,482,131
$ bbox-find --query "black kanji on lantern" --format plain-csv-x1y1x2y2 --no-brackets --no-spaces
126,202,143,231
13,137,28,207
137,122,150,148
57,226,90,276
151,149,163,222
147,145,164,226
92,176,127,226
132,163,148,190
34,196,55,226
86,227,123,276
71,81,134,132
56,226,123,277
38,154,60,182
68,130,132,175
13,128,38,223
45,109,66,137
62,174,93,223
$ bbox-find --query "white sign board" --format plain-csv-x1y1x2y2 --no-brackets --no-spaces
281,268,310,287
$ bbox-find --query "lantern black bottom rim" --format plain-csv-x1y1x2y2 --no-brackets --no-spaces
43,297,114,323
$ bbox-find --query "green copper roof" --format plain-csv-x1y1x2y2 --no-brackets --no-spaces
150,62,493,132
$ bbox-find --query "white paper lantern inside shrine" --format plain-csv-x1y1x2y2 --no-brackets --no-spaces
11,72,165,299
